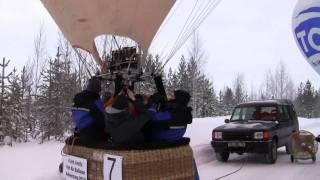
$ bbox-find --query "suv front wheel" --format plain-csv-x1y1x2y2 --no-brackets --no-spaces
265,140,277,164
216,151,230,162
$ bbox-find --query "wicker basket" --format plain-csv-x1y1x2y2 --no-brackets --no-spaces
63,144,194,180
288,130,318,163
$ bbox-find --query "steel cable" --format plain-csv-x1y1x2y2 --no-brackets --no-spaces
215,153,249,180
158,0,223,72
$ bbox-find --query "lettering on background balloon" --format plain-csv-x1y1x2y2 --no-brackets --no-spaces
294,17,320,60
297,31,308,52
308,28,320,51
296,27,320,53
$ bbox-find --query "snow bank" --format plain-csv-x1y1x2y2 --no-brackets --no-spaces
0,141,64,180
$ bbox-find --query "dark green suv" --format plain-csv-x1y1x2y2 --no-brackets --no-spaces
211,99,299,163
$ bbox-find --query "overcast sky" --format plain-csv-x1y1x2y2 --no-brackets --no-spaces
0,0,319,91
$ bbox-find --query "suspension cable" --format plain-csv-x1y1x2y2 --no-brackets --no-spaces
73,48,93,77
160,0,203,63
151,0,200,65
168,0,220,60
146,0,184,73
152,0,183,44
156,0,203,71
164,0,200,60
149,0,221,72
157,0,222,72
171,0,217,55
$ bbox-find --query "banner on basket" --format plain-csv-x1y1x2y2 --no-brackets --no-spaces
63,155,87,180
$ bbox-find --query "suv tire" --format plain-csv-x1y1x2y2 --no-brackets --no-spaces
216,151,229,162
265,140,277,164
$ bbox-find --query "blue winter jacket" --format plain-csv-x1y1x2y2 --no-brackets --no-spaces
72,99,105,129
148,104,188,141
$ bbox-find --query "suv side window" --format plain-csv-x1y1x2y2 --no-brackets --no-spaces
278,105,290,122
232,108,241,120
282,106,290,121
288,105,299,127
288,105,296,120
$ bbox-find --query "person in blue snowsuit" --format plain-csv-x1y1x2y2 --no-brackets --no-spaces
148,89,199,180
148,74,199,179
147,90,192,141
60,77,108,173
71,77,109,146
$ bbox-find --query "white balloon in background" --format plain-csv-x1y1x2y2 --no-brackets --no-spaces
293,0,320,75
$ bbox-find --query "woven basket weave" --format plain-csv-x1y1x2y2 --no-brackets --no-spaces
288,130,318,159
63,144,194,180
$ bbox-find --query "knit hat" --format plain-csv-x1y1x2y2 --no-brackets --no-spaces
174,90,191,106
86,77,101,94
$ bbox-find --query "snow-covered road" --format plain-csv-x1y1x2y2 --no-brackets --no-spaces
186,117,320,180
1,117,320,180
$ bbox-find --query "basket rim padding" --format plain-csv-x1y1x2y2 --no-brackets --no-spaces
66,136,191,150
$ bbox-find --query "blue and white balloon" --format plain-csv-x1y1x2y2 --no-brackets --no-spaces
293,0,320,75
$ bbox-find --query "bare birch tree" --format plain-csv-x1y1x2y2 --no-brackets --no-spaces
32,25,47,99
259,61,295,100
232,73,247,104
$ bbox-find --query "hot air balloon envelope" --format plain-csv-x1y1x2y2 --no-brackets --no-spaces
41,0,175,66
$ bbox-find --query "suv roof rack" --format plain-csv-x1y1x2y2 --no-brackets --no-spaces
238,99,293,106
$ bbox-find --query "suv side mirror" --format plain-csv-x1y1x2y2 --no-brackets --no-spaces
225,119,230,123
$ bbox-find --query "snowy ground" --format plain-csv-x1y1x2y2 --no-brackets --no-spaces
1,117,320,180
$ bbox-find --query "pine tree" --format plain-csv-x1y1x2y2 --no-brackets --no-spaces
222,87,235,115
20,66,34,141
0,58,13,140
293,82,304,117
197,75,218,117
313,90,320,117
294,80,316,118
302,80,315,118
216,90,225,116
6,68,25,140
37,57,58,142
37,47,79,142
166,68,178,98
176,56,188,91
187,57,201,117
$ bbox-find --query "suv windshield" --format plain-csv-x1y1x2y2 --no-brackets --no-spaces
230,105,277,121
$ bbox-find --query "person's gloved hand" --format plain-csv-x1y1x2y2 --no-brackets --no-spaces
86,77,102,94
126,88,136,101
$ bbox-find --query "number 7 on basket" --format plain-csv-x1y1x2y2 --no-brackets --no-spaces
103,154,123,180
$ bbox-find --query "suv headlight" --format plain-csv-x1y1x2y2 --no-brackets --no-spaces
213,131,223,140
254,131,270,140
